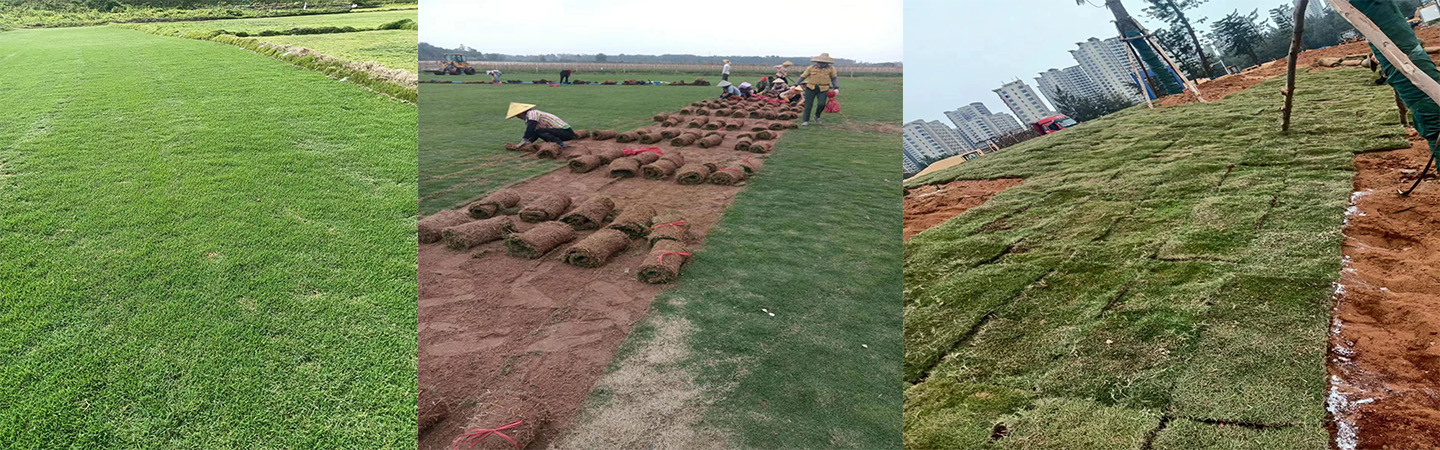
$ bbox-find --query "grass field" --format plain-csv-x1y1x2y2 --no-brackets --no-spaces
116,9,416,35
0,26,417,449
259,29,418,72
902,68,1405,449
418,70,900,215
421,72,903,448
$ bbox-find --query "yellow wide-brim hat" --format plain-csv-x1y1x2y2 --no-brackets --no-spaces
810,53,834,64
782,60,793,67
506,102,536,119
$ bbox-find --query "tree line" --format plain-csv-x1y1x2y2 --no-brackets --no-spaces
418,42,896,65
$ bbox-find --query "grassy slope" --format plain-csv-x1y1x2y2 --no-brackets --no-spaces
259,29,418,72
0,27,417,449
116,9,416,35
902,68,1406,449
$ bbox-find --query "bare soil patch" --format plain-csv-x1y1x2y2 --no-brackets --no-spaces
418,99,800,450
1331,132,1440,450
902,178,1023,240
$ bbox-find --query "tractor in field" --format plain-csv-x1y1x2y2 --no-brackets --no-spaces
432,53,476,75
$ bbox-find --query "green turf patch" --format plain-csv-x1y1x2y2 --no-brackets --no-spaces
994,398,1161,450
0,26,416,449
256,29,418,73
1151,419,1330,449
904,379,1031,450
902,68,1395,448
114,9,417,36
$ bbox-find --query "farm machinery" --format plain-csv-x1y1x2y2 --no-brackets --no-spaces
432,53,476,75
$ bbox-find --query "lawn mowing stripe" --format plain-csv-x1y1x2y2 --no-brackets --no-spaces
903,68,1402,448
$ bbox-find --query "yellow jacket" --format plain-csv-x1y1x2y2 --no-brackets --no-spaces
799,65,838,90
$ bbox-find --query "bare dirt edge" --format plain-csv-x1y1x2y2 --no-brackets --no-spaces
902,178,1025,240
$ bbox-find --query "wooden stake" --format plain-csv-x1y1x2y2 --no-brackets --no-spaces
1131,21,1207,102
1123,36,1156,109
1328,0,1440,104
1282,0,1311,133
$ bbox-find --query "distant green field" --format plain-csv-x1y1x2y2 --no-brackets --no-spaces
260,29,417,72
117,9,415,35
0,26,417,450
902,68,1405,449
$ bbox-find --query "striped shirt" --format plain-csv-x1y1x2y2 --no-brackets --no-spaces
524,109,570,129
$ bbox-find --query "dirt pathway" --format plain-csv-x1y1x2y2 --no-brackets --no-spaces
902,178,1023,240
1331,133,1440,450
417,100,800,450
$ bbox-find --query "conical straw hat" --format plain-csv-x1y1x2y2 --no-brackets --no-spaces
810,53,834,63
506,102,536,119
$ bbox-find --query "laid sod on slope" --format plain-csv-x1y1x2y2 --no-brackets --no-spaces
0,27,417,449
115,9,417,36
556,80,903,448
901,67,1407,449
259,29,419,72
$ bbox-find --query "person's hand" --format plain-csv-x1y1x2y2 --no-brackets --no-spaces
831,89,839,95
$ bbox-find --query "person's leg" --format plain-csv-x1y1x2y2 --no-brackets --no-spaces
814,90,829,124
802,87,818,123
534,128,576,146
722,73,729,81
523,126,540,143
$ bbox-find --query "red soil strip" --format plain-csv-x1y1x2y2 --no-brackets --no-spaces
902,178,1023,240
1156,27,1440,107
1330,132,1440,450
418,99,799,450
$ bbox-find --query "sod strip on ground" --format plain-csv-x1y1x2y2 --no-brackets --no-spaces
902,68,1405,449
114,9,417,36
255,29,419,73
559,82,903,449
0,27,417,449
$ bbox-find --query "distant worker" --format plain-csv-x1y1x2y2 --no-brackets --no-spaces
718,80,741,99
721,59,731,81
560,69,572,84
487,69,502,83
769,78,790,97
507,102,575,148
738,82,754,98
797,53,839,126
774,60,793,84
756,76,770,94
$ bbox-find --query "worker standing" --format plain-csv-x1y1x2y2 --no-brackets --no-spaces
774,60,793,84
721,59,731,82
797,53,839,126
507,103,575,148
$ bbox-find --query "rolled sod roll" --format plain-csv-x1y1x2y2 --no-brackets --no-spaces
697,134,724,148
693,108,710,116
703,130,722,137
749,125,768,132
573,129,591,140
568,155,602,173
780,112,797,120
639,133,664,144
686,118,708,129
646,213,689,246
713,109,730,117
518,194,571,222
662,118,683,127
595,148,625,163
768,122,785,130
659,152,685,166
466,190,522,219
787,122,799,129
747,141,774,153
560,196,615,230
534,142,564,159
652,112,669,122
709,164,749,185
504,221,576,258
616,131,640,143
675,162,716,185
670,132,700,147
442,216,516,250
590,130,618,140
734,139,753,151
419,209,472,244
730,110,746,118
641,159,680,180
754,130,776,140
563,229,631,268
725,120,745,131
748,110,763,118
634,152,661,165
608,204,654,238
660,129,681,139
504,142,534,152
764,112,779,120
608,157,641,178
678,107,694,115
702,121,722,131
637,240,690,284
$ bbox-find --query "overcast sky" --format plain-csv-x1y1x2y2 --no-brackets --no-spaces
419,0,903,63
905,0,1305,124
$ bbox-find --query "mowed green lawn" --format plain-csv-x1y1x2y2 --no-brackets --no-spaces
902,68,1404,449
117,9,416,35
0,26,417,449
259,29,418,72
420,72,902,448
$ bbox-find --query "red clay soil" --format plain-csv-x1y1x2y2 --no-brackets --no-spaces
417,100,797,450
902,178,1023,240
1330,132,1440,450
1156,27,1440,107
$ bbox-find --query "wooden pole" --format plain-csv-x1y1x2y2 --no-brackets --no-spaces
1124,37,1156,108
1131,21,1208,102
1282,0,1311,133
1328,0,1440,105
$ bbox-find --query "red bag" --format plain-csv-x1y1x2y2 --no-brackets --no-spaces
824,91,841,114
622,146,663,157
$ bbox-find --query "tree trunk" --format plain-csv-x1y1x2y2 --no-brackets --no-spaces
1170,1,1214,78
1282,0,1310,133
